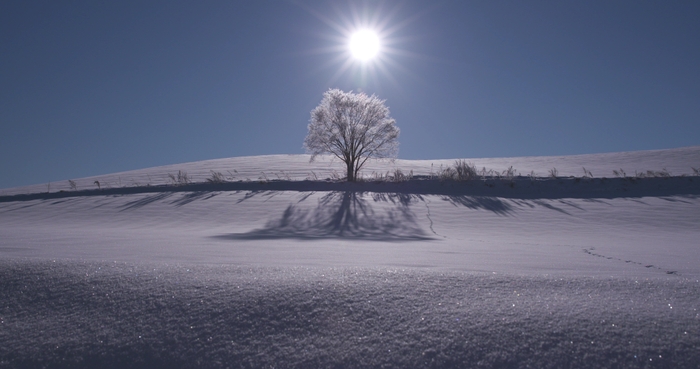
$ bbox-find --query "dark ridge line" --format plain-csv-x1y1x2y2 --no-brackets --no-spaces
1,176,698,203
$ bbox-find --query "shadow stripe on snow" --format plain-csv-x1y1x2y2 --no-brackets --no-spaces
1,176,699,203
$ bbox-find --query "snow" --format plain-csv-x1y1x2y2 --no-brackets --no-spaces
1,146,699,367
2,145,698,196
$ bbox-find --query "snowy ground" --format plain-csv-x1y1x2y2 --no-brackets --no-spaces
1,146,699,368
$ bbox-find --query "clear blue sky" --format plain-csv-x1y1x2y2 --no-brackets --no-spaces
2,0,699,189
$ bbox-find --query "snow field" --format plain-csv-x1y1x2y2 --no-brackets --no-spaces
1,146,699,367
1,260,698,369
1,188,698,277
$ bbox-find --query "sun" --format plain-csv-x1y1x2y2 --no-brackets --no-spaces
349,30,380,61
295,1,425,88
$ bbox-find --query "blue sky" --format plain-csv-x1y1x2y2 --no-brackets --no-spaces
1,0,699,189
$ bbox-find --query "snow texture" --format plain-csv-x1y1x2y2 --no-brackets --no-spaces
1,146,699,368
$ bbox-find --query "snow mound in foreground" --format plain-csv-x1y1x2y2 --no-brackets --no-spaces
1,260,698,369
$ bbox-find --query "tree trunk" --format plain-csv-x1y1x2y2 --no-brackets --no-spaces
346,160,355,182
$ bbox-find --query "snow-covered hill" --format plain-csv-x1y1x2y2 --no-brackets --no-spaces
1,146,699,368
1,146,699,276
2,145,699,196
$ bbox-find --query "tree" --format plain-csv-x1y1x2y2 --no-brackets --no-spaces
304,89,400,182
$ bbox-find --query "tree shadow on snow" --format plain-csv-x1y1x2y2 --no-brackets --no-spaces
170,191,220,207
214,191,435,242
119,193,174,211
441,195,514,216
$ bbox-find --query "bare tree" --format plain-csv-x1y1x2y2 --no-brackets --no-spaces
304,89,400,182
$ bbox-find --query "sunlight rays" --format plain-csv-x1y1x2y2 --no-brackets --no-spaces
294,1,427,91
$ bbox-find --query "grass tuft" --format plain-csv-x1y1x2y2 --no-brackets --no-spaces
454,160,478,181
206,171,227,184
612,169,627,178
438,160,478,181
582,167,593,178
168,171,191,186
390,168,413,182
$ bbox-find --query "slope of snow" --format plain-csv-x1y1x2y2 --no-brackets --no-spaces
1,146,699,367
2,145,698,196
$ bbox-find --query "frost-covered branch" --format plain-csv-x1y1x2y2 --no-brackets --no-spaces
303,89,400,181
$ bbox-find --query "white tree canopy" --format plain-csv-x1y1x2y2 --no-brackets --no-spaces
304,89,400,181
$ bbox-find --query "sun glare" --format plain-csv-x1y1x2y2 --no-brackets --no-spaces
297,1,424,88
349,30,380,61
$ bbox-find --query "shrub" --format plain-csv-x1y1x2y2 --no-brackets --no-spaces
501,166,516,181
437,165,455,181
582,167,593,178
478,167,491,178
632,169,672,178
274,171,292,181
168,170,191,186
306,171,319,181
329,170,342,181
390,168,413,182
454,160,478,181
206,171,226,184
612,168,626,178
437,160,478,181
657,168,671,177
528,170,537,182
